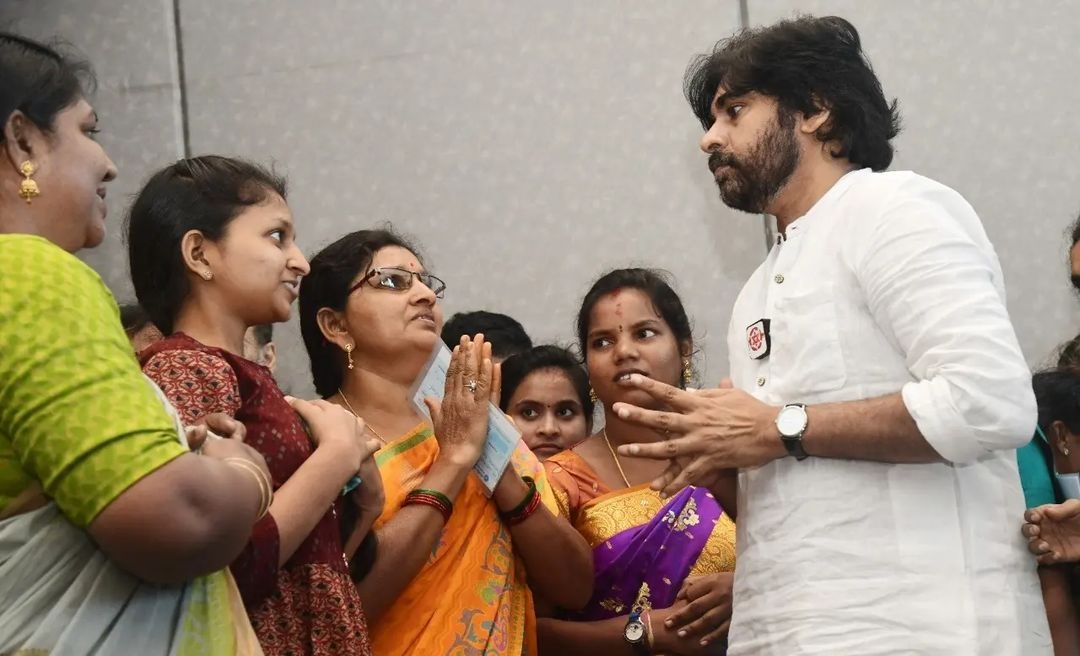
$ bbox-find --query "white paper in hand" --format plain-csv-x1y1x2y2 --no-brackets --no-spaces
408,342,518,495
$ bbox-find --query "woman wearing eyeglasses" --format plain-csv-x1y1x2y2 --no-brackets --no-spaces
298,228,593,656
127,156,381,655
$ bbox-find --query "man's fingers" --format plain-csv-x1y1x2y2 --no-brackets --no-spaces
660,467,695,498
621,433,699,460
1021,523,1040,539
613,402,686,438
649,461,683,495
623,374,698,411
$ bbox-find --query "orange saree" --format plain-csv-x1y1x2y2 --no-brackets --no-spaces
369,423,558,656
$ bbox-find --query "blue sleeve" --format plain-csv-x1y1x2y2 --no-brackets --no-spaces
1016,438,1057,508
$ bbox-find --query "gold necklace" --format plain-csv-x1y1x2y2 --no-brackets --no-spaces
602,427,632,488
337,388,387,446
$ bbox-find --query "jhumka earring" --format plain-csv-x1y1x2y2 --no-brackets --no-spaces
18,161,39,204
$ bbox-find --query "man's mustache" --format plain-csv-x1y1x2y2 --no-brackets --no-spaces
708,151,738,173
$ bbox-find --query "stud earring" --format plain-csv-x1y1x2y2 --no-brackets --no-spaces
1065,446,1072,457
589,387,598,404
201,270,213,280
18,161,39,204
345,343,355,370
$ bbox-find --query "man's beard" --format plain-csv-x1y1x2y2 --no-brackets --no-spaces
709,109,800,215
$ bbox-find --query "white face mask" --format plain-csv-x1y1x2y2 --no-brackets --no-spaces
1036,424,1080,500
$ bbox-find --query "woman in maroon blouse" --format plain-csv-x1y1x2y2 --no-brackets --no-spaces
127,155,381,655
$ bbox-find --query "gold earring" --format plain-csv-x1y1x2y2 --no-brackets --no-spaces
682,359,693,388
18,161,39,204
589,387,598,403
1065,446,1072,456
201,270,213,280
345,343,355,370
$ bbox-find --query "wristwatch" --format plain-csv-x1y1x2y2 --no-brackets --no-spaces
623,610,650,655
775,403,809,461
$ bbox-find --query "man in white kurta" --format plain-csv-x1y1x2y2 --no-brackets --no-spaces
612,15,1050,655
723,167,1049,653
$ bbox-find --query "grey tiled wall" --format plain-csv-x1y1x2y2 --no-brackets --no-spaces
6,1,1079,396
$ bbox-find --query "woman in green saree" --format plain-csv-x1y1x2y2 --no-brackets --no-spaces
0,32,267,654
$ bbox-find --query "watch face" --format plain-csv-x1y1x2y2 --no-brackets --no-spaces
624,621,645,642
776,405,807,437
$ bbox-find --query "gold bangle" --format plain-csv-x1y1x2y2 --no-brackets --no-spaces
228,460,269,520
224,457,273,519
645,610,654,650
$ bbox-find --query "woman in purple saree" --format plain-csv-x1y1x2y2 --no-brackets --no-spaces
538,269,736,655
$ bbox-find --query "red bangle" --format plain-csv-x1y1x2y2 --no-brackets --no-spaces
404,489,453,523
501,483,542,526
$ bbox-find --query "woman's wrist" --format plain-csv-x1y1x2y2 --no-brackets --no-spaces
422,456,472,502
434,441,482,470
648,608,677,653
492,468,527,511
309,441,361,484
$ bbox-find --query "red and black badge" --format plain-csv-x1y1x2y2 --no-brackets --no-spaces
746,318,771,360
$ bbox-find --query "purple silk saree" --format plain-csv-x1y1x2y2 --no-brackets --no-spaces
572,485,725,620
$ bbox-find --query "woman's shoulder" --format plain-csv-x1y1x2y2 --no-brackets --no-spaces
547,438,606,477
545,444,608,501
546,447,592,475
1,234,110,306
141,335,237,376
140,335,243,424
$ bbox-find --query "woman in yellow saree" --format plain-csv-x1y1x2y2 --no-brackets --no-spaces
0,32,265,654
539,269,737,656
298,229,593,655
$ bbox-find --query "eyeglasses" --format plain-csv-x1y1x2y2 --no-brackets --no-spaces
349,267,446,299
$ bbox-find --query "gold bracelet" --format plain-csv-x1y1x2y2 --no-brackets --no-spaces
224,457,273,520
237,461,272,519
226,459,269,519
645,609,654,650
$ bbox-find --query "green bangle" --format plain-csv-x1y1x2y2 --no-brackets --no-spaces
502,476,537,518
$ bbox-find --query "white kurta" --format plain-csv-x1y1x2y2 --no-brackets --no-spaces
726,168,1050,655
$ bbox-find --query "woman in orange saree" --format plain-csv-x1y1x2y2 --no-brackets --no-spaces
298,229,594,655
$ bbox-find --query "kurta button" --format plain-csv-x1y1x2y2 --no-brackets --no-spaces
756,376,766,386
774,274,785,284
